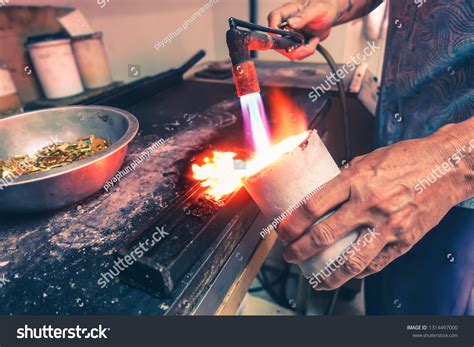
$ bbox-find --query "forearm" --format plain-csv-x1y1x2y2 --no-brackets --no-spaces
431,117,474,204
335,0,384,25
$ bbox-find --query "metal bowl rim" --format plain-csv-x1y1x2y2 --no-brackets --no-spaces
0,105,139,186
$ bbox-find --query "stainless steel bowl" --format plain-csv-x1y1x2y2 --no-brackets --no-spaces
0,106,139,213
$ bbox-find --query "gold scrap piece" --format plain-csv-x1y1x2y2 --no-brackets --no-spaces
0,135,109,178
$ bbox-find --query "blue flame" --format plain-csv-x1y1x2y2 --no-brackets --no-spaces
239,92,271,154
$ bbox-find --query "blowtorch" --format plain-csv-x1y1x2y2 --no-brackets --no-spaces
226,17,306,97
226,17,352,159
226,17,310,154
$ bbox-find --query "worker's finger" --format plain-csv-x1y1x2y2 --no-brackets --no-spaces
288,36,320,61
277,171,351,244
355,245,394,279
312,226,386,291
349,154,366,166
267,2,302,29
283,202,370,263
287,2,333,31
356,241,414,279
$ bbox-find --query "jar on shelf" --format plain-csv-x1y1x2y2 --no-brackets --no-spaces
26,33,84,99
72,32,113,89
0,62,23,118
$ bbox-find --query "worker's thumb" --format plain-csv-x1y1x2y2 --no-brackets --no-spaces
287,3,333,31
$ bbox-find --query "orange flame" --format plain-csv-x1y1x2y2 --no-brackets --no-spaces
191,152,245,200
267,88,308,144
192,89,309,201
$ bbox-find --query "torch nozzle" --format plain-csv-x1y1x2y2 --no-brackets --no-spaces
226,18,305,97
231,61,260,97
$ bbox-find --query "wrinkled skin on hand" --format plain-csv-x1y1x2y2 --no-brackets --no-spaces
267,0,383,60
267,0,339,60
277,123,473,290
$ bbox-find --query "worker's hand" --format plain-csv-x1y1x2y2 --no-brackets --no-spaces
267,0,341,60
277,126,472,290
